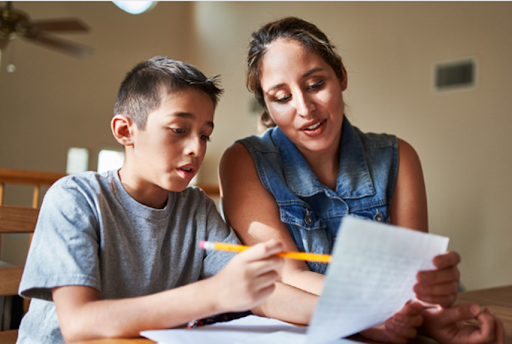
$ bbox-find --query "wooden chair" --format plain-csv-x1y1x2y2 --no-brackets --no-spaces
0,168,64,343
0,205,39,343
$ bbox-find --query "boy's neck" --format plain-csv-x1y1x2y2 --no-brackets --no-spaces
117,168,168,209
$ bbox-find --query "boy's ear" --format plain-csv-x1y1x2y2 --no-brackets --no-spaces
111,114,135,146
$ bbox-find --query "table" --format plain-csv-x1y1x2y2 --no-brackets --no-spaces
68,285,512,344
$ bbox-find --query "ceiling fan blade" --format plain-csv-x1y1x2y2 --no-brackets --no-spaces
30,19,89,33
0,37,10,50
23,32,92,57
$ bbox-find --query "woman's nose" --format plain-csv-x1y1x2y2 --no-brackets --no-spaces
296,93,315,118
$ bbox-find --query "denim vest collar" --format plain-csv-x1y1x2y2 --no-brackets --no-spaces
273,117,376,199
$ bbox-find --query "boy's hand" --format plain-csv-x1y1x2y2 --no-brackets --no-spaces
360,300,424,344
212,240,284,313
421,304,506,344
414,251,461,308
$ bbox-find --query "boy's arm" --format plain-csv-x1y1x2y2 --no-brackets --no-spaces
53,240,284,342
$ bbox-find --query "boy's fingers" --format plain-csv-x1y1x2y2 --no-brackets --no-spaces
247,256,284,276
252,270,280,291
433,251,461,269
242,240,284,262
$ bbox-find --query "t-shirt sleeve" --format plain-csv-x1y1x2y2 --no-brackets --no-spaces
19,177,101,301
200,199,241,279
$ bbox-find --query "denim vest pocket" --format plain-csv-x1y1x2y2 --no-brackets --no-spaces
349,204,390,224
278,202,330,274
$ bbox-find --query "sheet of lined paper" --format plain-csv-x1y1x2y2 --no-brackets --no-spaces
307,216,449,344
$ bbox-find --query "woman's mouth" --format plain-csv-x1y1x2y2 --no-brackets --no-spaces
305,121,323,130
301,120,326,136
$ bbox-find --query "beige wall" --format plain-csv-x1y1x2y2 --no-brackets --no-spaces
1,2,511,291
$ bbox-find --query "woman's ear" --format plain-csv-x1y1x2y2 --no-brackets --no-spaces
340,64,348,91
111,115,134,146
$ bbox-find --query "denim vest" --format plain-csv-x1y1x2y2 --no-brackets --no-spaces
236,117,398,274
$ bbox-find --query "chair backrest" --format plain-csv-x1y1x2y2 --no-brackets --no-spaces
0,205,39,342
0,169,58,342
0,205,39,298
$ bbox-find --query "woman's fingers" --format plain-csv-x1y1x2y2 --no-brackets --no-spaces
415,253,460,307
433,251,461,269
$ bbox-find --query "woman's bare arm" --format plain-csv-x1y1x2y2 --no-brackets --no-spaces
219,142,323,324
390,138,459,308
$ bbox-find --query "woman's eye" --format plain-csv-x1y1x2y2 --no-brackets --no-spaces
308,80,324,90
200,135,211,142
275,94,291,103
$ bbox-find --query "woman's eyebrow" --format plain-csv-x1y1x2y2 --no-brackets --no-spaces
265,67,326,94
266,83,285,94
303,67,324,78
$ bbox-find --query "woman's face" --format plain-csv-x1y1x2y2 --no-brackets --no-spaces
259,39,347,159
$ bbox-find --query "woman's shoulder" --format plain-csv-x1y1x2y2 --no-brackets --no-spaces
235,127,281,154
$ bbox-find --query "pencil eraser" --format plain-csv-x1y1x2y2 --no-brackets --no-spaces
199,240,205,249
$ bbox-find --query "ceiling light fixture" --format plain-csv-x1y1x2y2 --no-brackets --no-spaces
112,1,157,15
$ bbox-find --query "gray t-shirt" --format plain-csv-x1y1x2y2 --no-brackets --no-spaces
17,170,239,344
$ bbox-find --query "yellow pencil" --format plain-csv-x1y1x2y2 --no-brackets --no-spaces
199,241,331,263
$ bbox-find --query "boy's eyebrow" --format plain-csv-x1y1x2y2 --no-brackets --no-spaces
174,112,214,128
265,67,326,94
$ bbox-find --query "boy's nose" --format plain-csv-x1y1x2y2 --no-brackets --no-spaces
185,136,204,157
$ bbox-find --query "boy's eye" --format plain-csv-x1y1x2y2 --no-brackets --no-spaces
171,128,185,134
200,135,211,142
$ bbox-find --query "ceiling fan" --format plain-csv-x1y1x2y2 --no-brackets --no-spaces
0,1,92,57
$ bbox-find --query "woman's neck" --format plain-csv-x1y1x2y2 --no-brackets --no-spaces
301,143,341,192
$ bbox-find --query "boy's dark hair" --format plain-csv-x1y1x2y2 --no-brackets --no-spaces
247,17,344,130
114,57,223,129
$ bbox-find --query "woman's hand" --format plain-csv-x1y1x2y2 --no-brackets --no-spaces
360,300,424,344
414,251,461,308
211,240,284,313
421,304,506,344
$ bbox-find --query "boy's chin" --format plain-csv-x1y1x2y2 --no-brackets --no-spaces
167,180,193,193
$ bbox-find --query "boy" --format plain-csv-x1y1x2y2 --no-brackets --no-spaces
17,57,284,343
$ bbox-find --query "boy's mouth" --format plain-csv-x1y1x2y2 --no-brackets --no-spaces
177,164,197,180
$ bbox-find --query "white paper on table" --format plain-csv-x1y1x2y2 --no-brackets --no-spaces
141,315,306,344
234,330,359,344
306,216,449,344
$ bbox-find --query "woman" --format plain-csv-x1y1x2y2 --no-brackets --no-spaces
219,17,504,343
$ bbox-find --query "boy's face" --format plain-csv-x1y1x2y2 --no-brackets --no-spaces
127,88,214,197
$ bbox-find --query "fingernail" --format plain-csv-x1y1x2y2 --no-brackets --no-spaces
470,304,480,315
